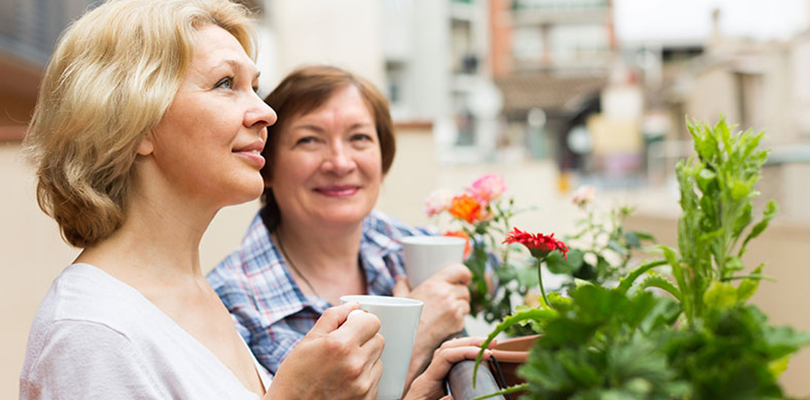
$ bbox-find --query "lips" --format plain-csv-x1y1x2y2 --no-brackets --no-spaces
233,140,266,169
314,185,360,197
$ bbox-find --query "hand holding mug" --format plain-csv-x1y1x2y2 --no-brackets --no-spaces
402,337,496,400
268,302,384,400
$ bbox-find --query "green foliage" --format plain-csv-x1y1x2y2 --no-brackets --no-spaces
545,199,656,293
472,116,810,400
665,117,775,323
518,285,689,400
665,305,810,400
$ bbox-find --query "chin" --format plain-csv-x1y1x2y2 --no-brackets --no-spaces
320,208,372,226
225,179,265,205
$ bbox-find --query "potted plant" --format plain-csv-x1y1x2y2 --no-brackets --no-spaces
482,186,657,394
472,117,810,400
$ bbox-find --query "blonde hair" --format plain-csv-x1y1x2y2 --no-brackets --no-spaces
24,0,256,248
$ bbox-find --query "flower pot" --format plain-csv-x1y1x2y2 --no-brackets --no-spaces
488,334,540,399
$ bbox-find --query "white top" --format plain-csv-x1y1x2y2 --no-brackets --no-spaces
20,263,272,399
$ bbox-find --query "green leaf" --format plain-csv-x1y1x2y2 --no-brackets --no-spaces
624,231,642,248
545,248,584,275
768,355,791,380
472,308,556,386
736,264,763,304
696,167,717,194
723,256,745,274
740,200,778,256
703,281,737,311
639,273,682,302
472,384,528,400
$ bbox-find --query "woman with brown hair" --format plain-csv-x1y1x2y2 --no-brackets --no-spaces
208,65,473,388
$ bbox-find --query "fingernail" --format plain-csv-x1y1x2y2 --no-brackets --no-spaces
348,309,366,320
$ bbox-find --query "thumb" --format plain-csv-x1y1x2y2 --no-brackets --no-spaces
393,275,411,297
309,302,358,336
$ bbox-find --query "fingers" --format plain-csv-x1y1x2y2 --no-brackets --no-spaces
393,275,411,297
310,302,360,335
436,263,472,285
426,343,492,379
441,336,495,349
366,359,383,400
333,309,382,346
452,282,471,303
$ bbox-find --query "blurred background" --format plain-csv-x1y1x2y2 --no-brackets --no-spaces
3,0,810,398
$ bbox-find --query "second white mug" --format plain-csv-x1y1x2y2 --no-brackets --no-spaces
401,235,466,288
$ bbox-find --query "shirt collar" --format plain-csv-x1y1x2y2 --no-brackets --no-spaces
244,211,404,327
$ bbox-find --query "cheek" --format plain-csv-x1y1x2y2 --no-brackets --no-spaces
270,154,318,188
359,151,383,179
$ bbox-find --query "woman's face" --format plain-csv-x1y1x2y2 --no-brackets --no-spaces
145,24,276,208
268,85,384,230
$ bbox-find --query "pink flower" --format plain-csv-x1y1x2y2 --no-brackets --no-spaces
468,174,507,203
424,189,454,217
572,185,596,208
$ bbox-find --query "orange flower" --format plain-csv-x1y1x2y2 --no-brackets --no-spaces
444,230,472,259
448,194,484,224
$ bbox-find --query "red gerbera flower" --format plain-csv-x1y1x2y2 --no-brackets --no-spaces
503,227,568,260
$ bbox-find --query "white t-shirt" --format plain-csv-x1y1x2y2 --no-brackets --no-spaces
20,263,272,399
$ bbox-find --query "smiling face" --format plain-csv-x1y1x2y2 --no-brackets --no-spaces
268,84,383,231
143,24,277,208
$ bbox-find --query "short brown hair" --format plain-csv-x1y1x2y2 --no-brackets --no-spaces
260,65,396,230
24,0,256,248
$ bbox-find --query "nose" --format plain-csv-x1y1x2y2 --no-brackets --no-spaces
321,142,356,175
245,94,277,141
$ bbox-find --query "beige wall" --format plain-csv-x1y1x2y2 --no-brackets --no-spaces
686,65,740,126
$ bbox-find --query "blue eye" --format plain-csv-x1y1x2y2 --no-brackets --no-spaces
215,77,233,89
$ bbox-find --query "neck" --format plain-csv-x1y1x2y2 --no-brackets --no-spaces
274,221,367,304
77,184,218,292
275,221,363,274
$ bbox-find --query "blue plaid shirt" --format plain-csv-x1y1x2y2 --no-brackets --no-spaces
207,209,435,375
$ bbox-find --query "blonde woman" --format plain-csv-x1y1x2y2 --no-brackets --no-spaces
20,0,490,399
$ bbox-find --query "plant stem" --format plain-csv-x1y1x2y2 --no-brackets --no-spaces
537,258,551,309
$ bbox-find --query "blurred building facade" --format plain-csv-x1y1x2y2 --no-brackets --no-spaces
0,0,101,140
380,0,503,163
489,0,640,180
625,8,810,223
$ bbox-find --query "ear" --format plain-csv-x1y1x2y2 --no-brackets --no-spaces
137,132,155,156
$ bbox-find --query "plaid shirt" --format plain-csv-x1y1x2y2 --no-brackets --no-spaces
207,209,435,375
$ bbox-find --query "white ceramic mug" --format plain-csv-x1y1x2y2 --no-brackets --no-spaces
340,295,423,400
401,235,466,288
